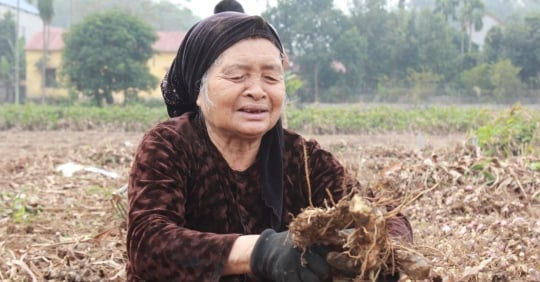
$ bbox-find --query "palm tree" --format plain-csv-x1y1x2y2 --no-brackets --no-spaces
435,0,484,54
27,0,54,103
459,0,484,53
434,0,459,22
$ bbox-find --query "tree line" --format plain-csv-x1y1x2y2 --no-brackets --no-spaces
1,0,539,105
264,0,540,104
50,0,198,31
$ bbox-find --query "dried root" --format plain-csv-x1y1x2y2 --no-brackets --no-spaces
289,194,431,281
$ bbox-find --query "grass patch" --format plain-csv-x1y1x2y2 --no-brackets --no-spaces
2,103,537,135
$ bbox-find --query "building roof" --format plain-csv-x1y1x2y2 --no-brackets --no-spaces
25,26,65,51
0,0,39,15
25,29,186,52
154,31,186,52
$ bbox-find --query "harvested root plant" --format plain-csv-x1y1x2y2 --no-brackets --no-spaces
289,194,431,281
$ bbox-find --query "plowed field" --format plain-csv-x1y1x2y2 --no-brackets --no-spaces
1,130,538,281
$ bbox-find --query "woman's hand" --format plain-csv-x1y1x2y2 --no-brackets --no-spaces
249,229,331,282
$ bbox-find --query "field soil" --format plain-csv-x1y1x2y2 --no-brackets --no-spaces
1,130,538,281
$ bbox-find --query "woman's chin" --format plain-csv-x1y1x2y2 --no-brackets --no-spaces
236,125,274,138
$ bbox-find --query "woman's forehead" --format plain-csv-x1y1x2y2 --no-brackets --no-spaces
205,38,283,75
218,38,282,59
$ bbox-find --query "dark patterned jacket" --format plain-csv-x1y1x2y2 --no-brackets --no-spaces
126,112,412,281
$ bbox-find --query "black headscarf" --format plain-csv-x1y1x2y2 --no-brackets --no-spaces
161,12,285,230
214,0,244,13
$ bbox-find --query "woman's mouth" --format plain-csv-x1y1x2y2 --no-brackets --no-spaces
238,106,269,120
239,105,268,113
240,108,267,113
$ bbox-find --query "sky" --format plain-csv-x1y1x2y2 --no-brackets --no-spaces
170,0,351,18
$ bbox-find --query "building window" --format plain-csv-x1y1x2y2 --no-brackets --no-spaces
45,68,58,88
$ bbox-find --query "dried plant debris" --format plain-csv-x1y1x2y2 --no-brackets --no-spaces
289,194,432,281
1,131,539,281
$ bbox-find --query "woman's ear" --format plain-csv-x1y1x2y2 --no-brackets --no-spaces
282,52,290,71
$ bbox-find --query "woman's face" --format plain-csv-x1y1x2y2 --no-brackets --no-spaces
197,38,285,140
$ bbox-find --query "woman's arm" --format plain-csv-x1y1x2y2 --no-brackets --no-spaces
127,122,241,281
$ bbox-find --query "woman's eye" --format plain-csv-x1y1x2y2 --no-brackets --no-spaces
265,75,280,83
229,75,245,81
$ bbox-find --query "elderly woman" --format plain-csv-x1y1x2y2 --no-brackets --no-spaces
127,12,412,282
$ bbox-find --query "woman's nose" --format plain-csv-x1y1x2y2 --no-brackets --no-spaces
245,78,267,100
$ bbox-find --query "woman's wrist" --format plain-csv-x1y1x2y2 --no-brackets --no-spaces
222,235,259,276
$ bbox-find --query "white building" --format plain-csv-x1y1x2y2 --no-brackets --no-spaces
0,0,42,41
470,13,503,51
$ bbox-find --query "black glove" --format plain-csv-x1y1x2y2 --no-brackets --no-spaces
250,229,331,282
377,272,400,282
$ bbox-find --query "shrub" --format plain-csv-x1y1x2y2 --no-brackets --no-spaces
472,103,539,157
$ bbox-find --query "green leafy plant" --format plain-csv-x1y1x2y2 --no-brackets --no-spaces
529,162,540,171
1,104,533,137
0,104,168,131
285,71,303,104
472,103,539,157
1,192,39,223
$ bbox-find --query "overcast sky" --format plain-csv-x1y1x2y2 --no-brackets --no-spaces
169,0,351,18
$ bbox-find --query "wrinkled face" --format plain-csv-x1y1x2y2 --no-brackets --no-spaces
197,38,285,140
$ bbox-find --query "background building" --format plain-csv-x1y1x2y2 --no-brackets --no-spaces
0,0,41,41
25,29,186,101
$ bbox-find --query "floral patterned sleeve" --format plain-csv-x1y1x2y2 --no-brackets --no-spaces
126,122,240,281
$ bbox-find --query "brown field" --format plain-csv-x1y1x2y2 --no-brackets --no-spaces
0,130,538,281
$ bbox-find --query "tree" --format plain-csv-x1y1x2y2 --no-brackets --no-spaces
459,0,484,53
482,26,504,63
349,0,393,91
460,63,491,97
0,12,16,101
330,27,367,98
414,9,461,82
434,0,459,22
27,0,54,103
407,67,442,102
460,59,523,101
433,0,484,54
264,0,350,103
515,13,540,86
51,0,198,30
490,59,524,101
0,11,25,103
484,13,540,87
415,0,540,22
385,8,419,82
61,10,158,105
133,0,198,31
